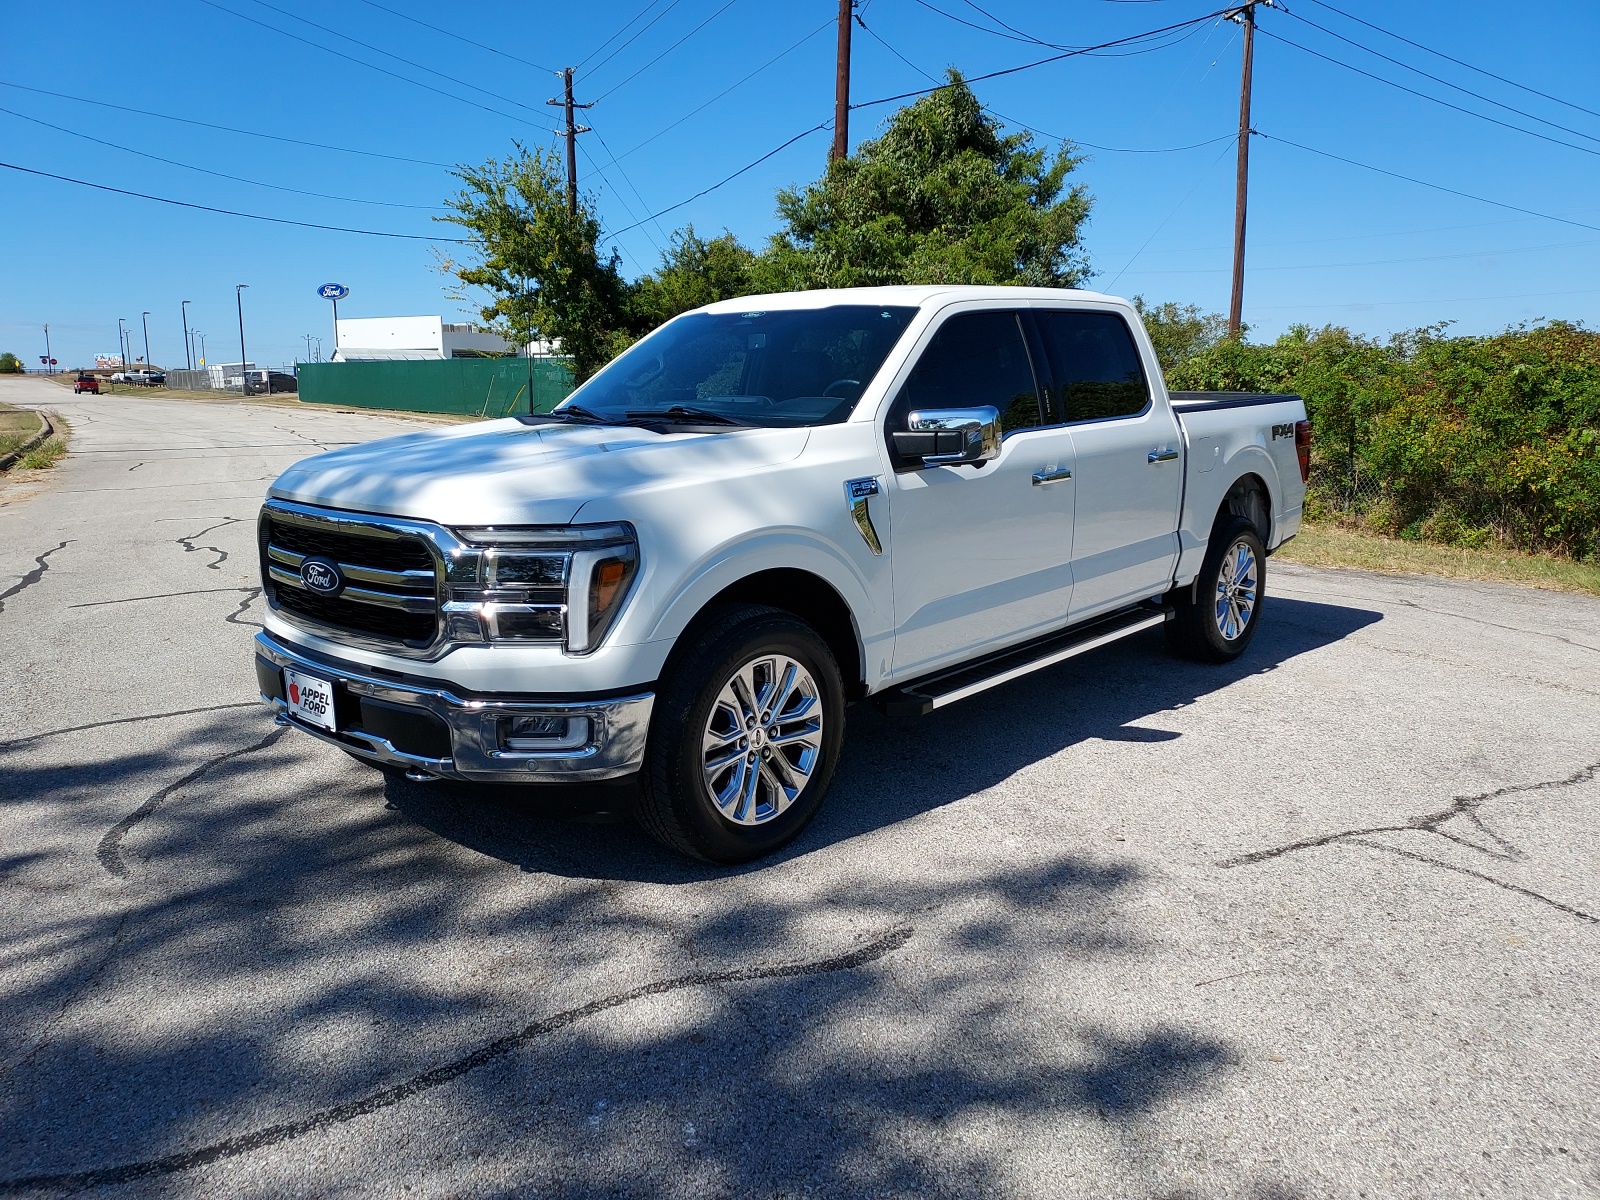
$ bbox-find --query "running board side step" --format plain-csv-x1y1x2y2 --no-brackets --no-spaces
875,605,1171,717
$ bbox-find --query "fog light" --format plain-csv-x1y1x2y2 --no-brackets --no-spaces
502,715,590,752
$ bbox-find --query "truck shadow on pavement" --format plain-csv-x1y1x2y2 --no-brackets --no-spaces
386,595,1382,885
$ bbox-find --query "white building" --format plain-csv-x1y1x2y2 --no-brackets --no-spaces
332,316,517,361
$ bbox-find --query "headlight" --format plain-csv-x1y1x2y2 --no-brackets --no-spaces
442,523,639,653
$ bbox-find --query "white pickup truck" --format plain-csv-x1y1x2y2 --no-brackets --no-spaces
255,286,1309,861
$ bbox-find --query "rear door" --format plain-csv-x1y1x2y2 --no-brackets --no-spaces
1031,306,1182,622
884,308,1077,679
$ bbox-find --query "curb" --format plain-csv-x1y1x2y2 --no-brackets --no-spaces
0,410,55,472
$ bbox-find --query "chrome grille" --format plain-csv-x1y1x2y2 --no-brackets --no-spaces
260,505,440,647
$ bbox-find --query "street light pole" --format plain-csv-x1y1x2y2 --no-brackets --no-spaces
117,318,128,375
197,332,207,371
235,284,249,395
43,324,52,375
141,311,151,367
181,301,193,370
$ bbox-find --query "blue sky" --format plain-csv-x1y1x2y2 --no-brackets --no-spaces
3,0,1597,371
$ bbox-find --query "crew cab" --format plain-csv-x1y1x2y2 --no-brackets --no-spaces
254,286,1309,862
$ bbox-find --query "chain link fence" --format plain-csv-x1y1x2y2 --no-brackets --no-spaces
1308,457,1386,518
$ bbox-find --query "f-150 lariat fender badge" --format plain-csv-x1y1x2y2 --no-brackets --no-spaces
845,476,883,556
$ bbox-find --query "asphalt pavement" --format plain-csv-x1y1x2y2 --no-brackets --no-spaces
1,375,1595,1199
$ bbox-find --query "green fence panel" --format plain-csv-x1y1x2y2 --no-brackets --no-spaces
297,358,574,418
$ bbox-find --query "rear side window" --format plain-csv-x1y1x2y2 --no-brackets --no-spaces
1033,310,1150,423
891,311,1042,433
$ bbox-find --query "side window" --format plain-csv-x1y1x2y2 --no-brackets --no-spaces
1033,310,1150,423
891,311,1042,434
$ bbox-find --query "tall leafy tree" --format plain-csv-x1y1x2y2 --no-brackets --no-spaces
631,226,760,327
760,70,1092,290
439,144,630,382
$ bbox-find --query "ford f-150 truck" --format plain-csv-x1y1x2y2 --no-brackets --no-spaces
255,286,1309,862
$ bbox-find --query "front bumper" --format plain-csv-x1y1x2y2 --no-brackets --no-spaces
254,631,654,782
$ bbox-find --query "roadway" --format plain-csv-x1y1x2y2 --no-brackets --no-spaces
1,375,1595,1198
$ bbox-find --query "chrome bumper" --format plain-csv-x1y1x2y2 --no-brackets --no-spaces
254,631,654,782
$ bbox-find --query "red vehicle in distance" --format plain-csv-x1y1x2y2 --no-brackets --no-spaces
73,373,101,395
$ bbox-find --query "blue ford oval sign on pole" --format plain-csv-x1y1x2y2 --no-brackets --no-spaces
317,284,348,360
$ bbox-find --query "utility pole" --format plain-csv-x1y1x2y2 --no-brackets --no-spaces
236,284,249,394
181,301,193,370
141,311,152,367
831,0,853,162
43,325,52,375
546,68,593,216
1227,0,1267,340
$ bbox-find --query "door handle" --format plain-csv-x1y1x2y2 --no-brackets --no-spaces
1148,449,1179,463
1032,468,1072,485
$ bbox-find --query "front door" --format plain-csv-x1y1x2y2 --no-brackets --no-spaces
1031,307,1182,621
884,309,1078,680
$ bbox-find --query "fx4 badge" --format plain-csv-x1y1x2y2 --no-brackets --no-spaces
1271,423,1295,440
844,476,883,555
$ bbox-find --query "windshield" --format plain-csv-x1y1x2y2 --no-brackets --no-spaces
557,305,918,428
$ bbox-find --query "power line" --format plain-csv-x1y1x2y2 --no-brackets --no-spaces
235,0,556,121
585,0,689,78
595,0,746,101
0,160,465,240
850,8,1230,111
611,17,833,163
0,104,443,210
578,0,677,71
581,123,668,250
907,0,1050,47
1303,0,1600,123
1123,237,1600,275
348,0,555,73
608,121,833,237
855,14,1230,155
1256,26,1600,160
1257,130,1600,234
1283,9,1600,148
0,79,452,167
1107,136,1239,289
195,0,556,133
1252,286,1600,312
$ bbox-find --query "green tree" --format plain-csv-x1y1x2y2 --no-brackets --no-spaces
1131,298,1228,373
760,70,1092,290
0,352,23,374
440,144,631,383
631,226,761,327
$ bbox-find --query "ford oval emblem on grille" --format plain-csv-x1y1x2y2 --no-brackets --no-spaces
299,557,344,597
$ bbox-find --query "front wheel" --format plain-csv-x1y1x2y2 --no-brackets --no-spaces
638,605,845,863
1167,515,1266,663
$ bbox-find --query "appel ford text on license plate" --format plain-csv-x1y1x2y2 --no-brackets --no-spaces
285,668,337,732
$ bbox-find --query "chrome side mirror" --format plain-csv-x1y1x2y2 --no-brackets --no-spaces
893,406,1001,467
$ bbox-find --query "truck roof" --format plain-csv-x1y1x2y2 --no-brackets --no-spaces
696,285,1130,314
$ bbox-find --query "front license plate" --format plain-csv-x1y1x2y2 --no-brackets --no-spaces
284,668,337,732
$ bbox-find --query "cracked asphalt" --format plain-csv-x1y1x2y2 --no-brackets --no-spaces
1,376,1596,1199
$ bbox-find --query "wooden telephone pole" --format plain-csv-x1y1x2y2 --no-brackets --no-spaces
1227,1,1267,339
831,0,853,161
547,68,593,215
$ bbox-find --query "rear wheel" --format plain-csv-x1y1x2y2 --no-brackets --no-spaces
638,605,845,863
1167,515,1265,663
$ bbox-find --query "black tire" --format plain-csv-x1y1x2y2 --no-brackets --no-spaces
1167,514,1266,663
638,605,846,864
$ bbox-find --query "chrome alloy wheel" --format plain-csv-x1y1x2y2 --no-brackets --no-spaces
1214,538,1259,641
701,654,825,826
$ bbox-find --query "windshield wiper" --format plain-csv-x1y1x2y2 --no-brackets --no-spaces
624,405,748,427
545,403,612,424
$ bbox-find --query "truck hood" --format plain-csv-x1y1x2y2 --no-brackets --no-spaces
267,418,812,526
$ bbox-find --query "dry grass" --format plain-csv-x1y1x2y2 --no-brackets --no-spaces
1278,521,1600,598
0,404,46,459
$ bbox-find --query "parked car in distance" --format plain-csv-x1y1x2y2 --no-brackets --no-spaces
254,285,1310,863
73,373,100,394
124,369,166,387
